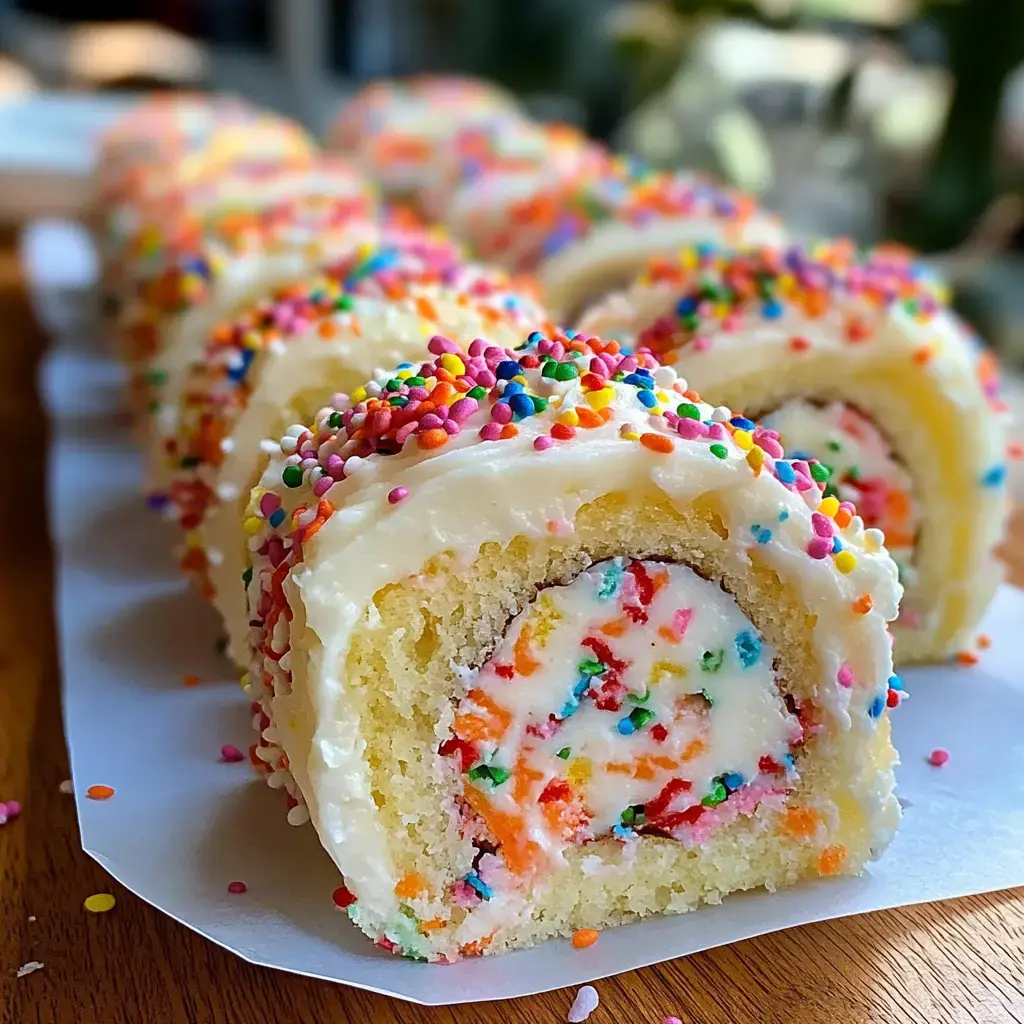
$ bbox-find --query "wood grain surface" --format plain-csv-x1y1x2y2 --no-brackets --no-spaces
1,242,1023,1024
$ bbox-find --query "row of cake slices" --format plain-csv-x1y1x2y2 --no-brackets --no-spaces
88,81,1007,961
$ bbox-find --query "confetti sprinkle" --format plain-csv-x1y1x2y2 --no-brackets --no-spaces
84,893,116,913
86,785,115,801
927,748,950,767
567,985,600,1022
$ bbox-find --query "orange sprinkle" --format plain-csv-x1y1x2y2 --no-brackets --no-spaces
430,382,455,404
182,674,200,687
513,624,541,676
640,432,674,454
782,806,819,838
606,762,633,776
415,296,438,321
318,319,337,339
679,738,705,762
955,650,979,666
393,872,429,899
419,918,446,935
500,423,519,440
86,785,115,801
417,428,449,450
818,845,847,876
575,407,602,429
600,617,628,637
977,634,991,649
599,406,614,423
851,594,873,615
1008,441,1023,460
572,929,600,949
911,345,934,365
833,508,852,529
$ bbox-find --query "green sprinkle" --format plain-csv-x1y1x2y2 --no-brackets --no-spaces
385,379,403,393
467,385,487,400
541,361,558,379
144,369,168,386
531,395,549,414
702,780,728,807
677,402,701,420
557,747,571,760
826,440,841,452
487,766,510,786
282,465,304,488
388,396,409,408
241,566,253,586
334,294,354,311
809,462,831,482
628,707,656,730
620,806,636,826
700,688,715,707
629,687,651,703
328,412,344,428
700,650,724,673
466,765,491,782
578,658,605,677
554,362,579,382
405,376,426,388
180,455,201,469
709,443,729,459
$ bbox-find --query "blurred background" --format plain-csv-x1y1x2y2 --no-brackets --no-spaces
0,0,1023,376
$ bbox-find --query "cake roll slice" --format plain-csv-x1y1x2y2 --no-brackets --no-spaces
326,75,521,202
166,240,548,663
243,329,903,960
449,159,786,320
580,242,1009,663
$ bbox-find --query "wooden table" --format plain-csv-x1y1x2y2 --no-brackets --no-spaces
1,244,1023,1024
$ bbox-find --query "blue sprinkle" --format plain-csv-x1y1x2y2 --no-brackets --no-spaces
722,772,745,792
559,696,580,719
464,872,493,900
508,392,535,419
227,347,255,382
637,389,658,409
623,373,653,389
751,524,772,544
526,331,544,345
730,416,755,430
612,823,636,841
598,562,623,600
617,717,637,736
791,449,815,461
564,328,578,339
269,508,285,528
496,359,521,380
396,362,414,370
778,510,790,522
868,694,885,718
762,299,783,319
634,367,654,379
735,630,762,668
573,676,591,699
832,536,844,553
887,674,904,691
775,461,796,484
502,380,525,396
982,465,1006,487
675,295,699,316
783,753,795,769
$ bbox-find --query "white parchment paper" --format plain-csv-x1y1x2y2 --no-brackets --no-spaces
34,222,1024,1006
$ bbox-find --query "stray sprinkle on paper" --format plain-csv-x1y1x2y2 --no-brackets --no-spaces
928,748,950,767
16,961,43,978
568,985,599,1022
86,785,115,800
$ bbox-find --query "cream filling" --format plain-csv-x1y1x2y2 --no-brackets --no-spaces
250,378,902,934
452,558,799,869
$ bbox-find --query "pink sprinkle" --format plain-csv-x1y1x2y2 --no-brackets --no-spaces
443,419,461,436
479,422,502,441
806,536,832,559
312,476,333,497
428,334,459,355
928,748,950,767
448,397,479,424
227,881,247,894
676,418,707,440
259,493,281,517
665,1018,683,1024
388,487,409,505
706,422,727,440
491,402,513,425
418,413,445,431
671,607,693,640
468,338,487,357
692,335,712,351
811,512,834,538
220,745,245,763
394,422,417,446
836,664,855,688
534,436,555,451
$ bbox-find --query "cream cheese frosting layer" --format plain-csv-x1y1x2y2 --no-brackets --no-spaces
242,330,902,952
579,242,1009,661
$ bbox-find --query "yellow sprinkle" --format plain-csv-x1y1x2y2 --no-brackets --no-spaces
184,529,201,548
620,428,641,441
834,550,857,574
240,672,250,692
650,660,687,685
440,354,467,376
818,496,840,518
655,390,670,404
397,368,414,380
557,408,579,428
567,757,592,784
84,893,116,914
511,374,528,387
244,517,263,536
732,429,753,451
585,387,615,412
350,386,368,403
746,445,765,474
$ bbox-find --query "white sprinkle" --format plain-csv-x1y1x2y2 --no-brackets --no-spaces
206,548,224,567
219,438,235,453
259,438,280,454
567,985,599,1022
15,961,43,978
268,339,287,356
653,365,678,387
286,804,311,826
27,916,36,923
58,780,73,795
216,483,240,501
710,405,732,423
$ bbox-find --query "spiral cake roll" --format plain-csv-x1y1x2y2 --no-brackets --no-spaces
580,243,1009,663
166,238,549,663
448,160,786,320
242,329,903,960
420,119,609,222
120,192,383,457
326,75,520,201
